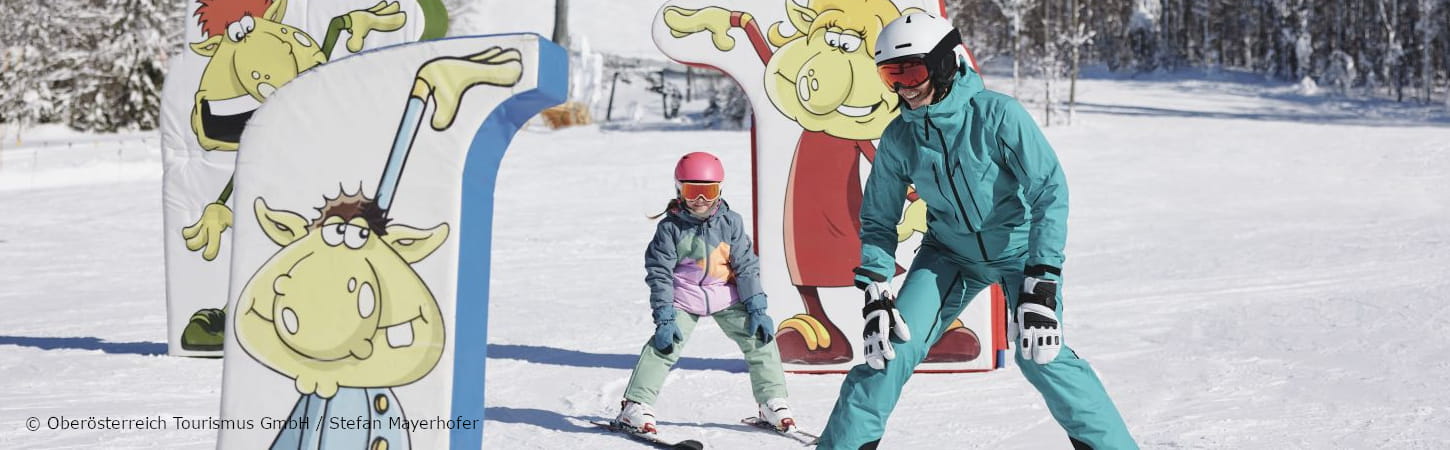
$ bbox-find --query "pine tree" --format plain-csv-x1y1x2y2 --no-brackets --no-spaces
0,0,184,132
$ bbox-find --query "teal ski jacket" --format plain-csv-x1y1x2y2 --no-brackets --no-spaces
857,62,1068,281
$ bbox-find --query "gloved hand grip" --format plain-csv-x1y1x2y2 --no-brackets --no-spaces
861,281,910,370
652,320,683,355
1017,274,1062,365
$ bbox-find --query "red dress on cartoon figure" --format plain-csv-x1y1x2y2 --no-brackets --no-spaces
663,6,982,365
779,131,913,364
784,131,874,288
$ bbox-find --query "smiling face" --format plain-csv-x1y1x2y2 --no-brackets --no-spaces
762,0,907,140
898,79,935,109
236,195,450,389
685,196,717,216
188,1,326,150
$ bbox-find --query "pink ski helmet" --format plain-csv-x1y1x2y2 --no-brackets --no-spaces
674,152,725,182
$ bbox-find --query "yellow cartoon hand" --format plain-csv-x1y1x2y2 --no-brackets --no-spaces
662,6,738,51
181,202,233,261
897,198,927,242
345,1,407,53
413,47,524,130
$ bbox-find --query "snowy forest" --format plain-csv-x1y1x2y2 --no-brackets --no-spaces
0,0,186,133
949,0,1450,103
1,0,1447,132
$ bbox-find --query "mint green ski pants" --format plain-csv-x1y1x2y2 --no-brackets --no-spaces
624,303,789,405
818,246,1137,449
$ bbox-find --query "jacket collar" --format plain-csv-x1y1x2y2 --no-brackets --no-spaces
896,59,985,142
671,199,730,224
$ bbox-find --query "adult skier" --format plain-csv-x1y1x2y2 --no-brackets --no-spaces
816,13,1138,450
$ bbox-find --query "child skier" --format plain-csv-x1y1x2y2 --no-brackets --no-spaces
614,151,795,435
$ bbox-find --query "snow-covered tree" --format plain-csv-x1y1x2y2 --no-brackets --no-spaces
0,0,79,129
991,0,1035,96
0,0,184,133
1065,0,1096,123
1127,0,1162,71
1416,0,1442,103
947,0,1449,104
1322,49,1358,94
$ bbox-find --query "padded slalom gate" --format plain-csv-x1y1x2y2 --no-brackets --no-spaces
215,34,566,449
159,0,448,357
652,0,1005,373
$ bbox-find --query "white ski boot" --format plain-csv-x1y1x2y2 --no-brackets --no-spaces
615,400,658,434
757,398,796,432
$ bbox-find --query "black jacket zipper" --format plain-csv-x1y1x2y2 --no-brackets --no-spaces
927,119,990,260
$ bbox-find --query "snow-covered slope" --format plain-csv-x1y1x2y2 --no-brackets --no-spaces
2,70,1448,449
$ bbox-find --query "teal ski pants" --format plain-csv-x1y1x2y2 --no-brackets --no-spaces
624,303,789,405
818,245,1137,449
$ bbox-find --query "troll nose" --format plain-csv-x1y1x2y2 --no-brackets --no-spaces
351,277,376,319
796,61,851,115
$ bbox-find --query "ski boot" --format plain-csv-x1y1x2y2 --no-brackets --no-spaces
615,399,658,434
757,398,796,432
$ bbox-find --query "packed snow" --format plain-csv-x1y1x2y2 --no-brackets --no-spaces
4,65,1448,449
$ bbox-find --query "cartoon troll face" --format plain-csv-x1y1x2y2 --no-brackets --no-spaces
190,0,327,150
236,192,449,396
763,0,909,140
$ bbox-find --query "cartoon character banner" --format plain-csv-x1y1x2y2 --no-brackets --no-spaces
160,0,449,357
652,0,1005,373
215,33,566,449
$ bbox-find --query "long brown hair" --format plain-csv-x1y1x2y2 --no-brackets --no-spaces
647,198,682,220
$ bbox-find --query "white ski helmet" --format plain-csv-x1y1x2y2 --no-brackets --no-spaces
874,13,963,94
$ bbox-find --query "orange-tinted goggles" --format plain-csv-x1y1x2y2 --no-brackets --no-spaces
877,59,929,92
677,182,722,201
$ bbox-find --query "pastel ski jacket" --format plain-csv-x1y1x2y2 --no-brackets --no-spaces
858,62,1069,280
645,200,765,319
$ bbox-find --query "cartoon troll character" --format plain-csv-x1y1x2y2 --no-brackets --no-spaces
234,47,520,447
236,192,448,450
180,0,412,351
664,0,978,365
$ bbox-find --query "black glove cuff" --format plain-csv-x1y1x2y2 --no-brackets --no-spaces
862,298,895,317
1025,265,1062,277
853,267,888,289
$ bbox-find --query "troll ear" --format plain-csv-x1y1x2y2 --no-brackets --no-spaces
264,0,288,22
783,0,818,35
383,223,450,264
190,35,224,57
254,197,310,246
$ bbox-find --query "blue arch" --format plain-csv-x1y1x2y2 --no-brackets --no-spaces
450,34,568,449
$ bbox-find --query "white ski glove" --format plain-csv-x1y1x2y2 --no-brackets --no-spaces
1017,271,1063,365
861,277,911,370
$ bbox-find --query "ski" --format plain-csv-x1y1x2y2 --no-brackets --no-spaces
741,416,820,446
590,420,706,449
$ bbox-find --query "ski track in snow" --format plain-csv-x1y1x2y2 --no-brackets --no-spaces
2,73,1449,449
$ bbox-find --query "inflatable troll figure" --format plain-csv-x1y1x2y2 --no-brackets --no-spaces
236,47,523,449
663,0,979,364
180,0,416,351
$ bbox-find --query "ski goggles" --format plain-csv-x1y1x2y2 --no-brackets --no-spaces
677,182,722,201
876,58,930,92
